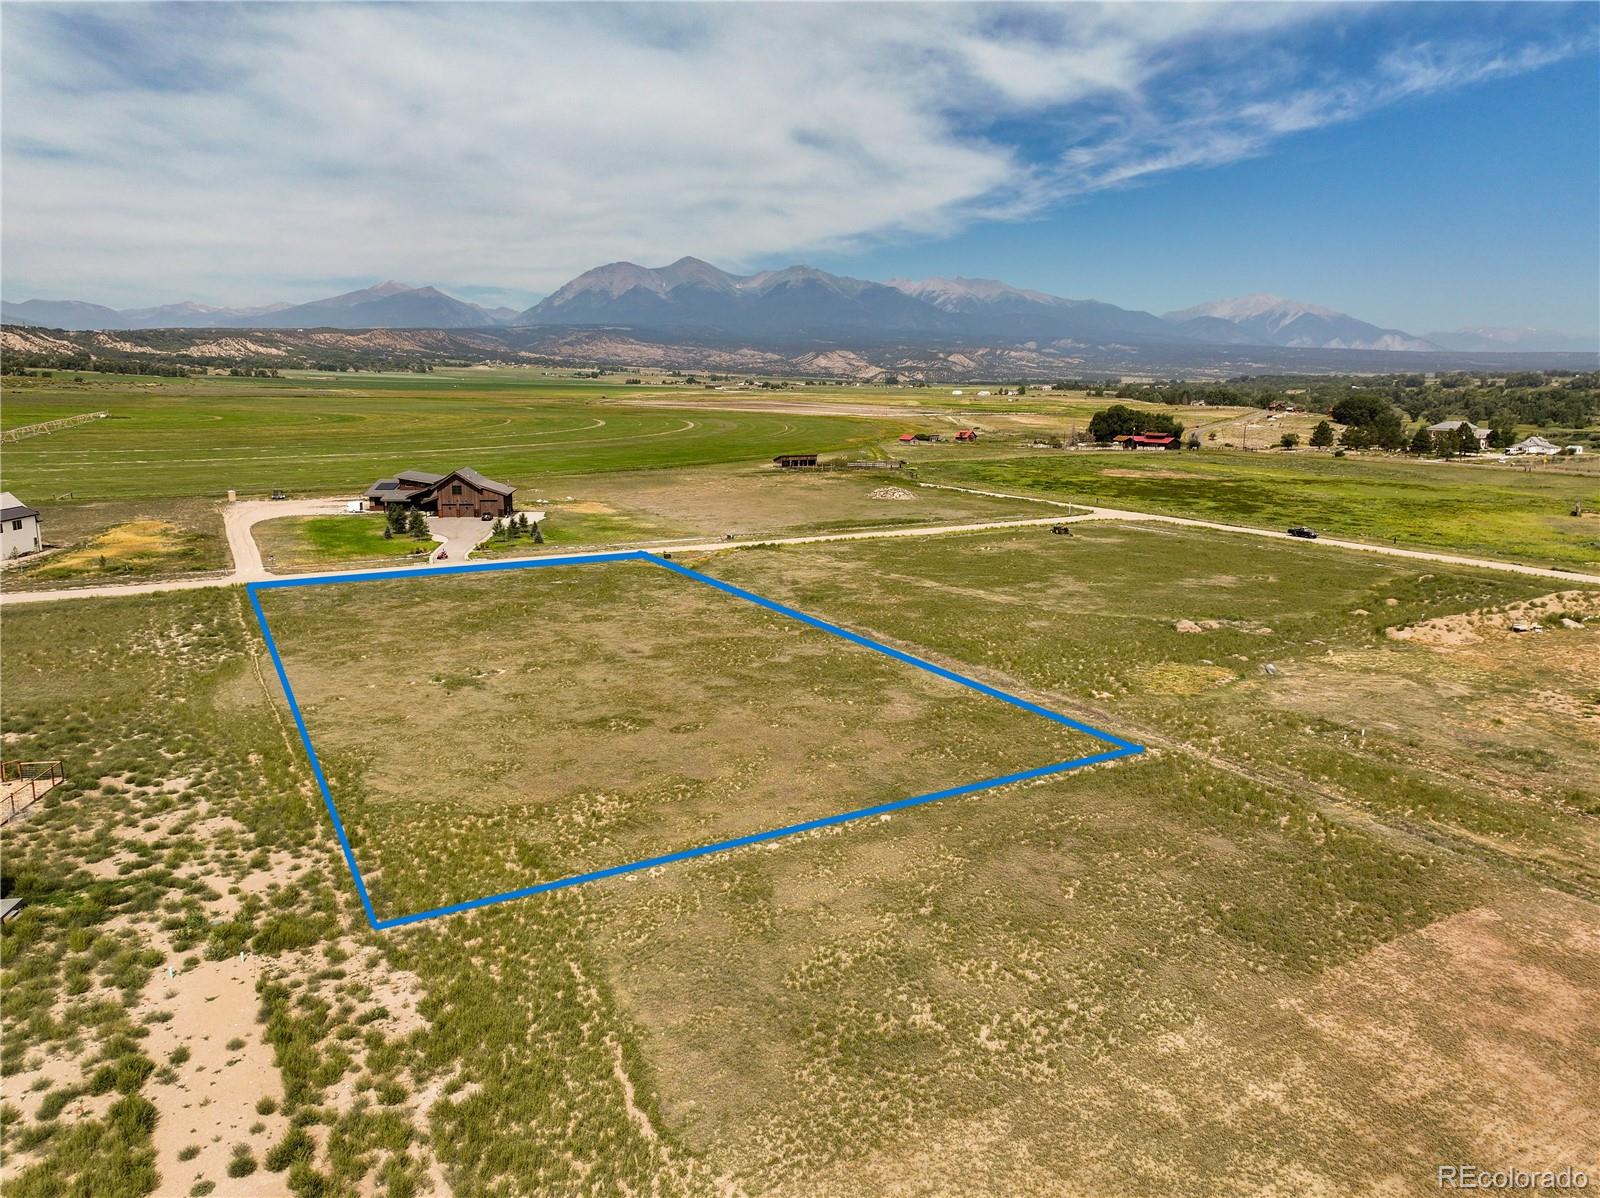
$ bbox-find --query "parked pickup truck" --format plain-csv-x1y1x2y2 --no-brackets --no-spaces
1287,525,1319,539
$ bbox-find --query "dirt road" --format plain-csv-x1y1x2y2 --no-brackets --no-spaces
922,483,1600,585
3,500,1596,607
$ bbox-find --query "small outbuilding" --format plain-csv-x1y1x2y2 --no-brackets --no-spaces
1114,433,1179,451
1506,435,1559,457
773,453,820,469
1,492,41,559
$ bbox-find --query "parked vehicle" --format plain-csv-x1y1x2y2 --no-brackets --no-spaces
1287,525,1318,539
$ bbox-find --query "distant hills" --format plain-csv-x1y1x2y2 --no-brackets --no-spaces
1420,326,1600,353
4,259,1594,354
0,282,508,332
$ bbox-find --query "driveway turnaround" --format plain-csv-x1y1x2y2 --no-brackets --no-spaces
425,516,494,563
226,498,354,579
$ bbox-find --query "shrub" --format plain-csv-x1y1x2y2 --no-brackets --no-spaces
252,913,325,954
113,1053,154,1093
107,1093,158,1138
227,1145,258,1178
288,1162,329,1198
265,1125,316,1172
36,1087,77,1120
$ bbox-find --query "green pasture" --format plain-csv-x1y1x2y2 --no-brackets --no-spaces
0,374,910,501
251,514,431,570
924,449,1600,569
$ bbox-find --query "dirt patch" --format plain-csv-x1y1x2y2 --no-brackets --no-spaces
552,500,619,516
1100,468,1193,480
1387,590,1600,646
141,955,290,1198
32,520,195,577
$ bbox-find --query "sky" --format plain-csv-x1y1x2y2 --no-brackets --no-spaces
2,1,1597,335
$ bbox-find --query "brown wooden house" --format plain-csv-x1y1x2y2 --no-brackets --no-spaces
365,468,515,518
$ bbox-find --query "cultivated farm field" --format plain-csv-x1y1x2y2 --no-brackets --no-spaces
4,521,1596,1196
0,372,909,501
924,449,1600,570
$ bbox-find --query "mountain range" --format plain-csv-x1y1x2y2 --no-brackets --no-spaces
0,282,516,332
4,259,1594,353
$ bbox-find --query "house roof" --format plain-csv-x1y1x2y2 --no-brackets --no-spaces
1124,433,1177,445
1511,435,1557,450
0,492,39,522
365,468,513,500
451,468,514,496
1427,419,1485,433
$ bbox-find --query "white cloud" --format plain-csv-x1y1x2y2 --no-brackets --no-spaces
1,2,1590,305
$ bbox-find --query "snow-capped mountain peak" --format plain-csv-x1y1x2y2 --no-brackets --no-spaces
887,277,1060,310
1164,293,1440,352
1164,293,1339,329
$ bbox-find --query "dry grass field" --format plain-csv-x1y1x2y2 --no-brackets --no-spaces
3,521,1597,1197
254,558,1113,922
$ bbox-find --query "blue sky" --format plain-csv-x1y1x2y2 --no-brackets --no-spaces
807,53,1600,333
3,2,1596,335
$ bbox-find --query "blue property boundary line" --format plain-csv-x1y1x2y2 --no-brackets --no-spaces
247,550,1144,930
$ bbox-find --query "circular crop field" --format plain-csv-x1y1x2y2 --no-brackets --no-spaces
1,379,909,500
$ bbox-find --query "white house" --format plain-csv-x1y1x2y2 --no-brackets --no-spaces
1,493,42,559
1506,435,1560,457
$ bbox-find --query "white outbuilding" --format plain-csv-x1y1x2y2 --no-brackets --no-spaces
1506,435,1560,456
1,493,42,559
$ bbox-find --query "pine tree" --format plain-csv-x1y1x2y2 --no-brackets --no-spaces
407,509,428,539
1310,420,1335,448
1409,424,1433,455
